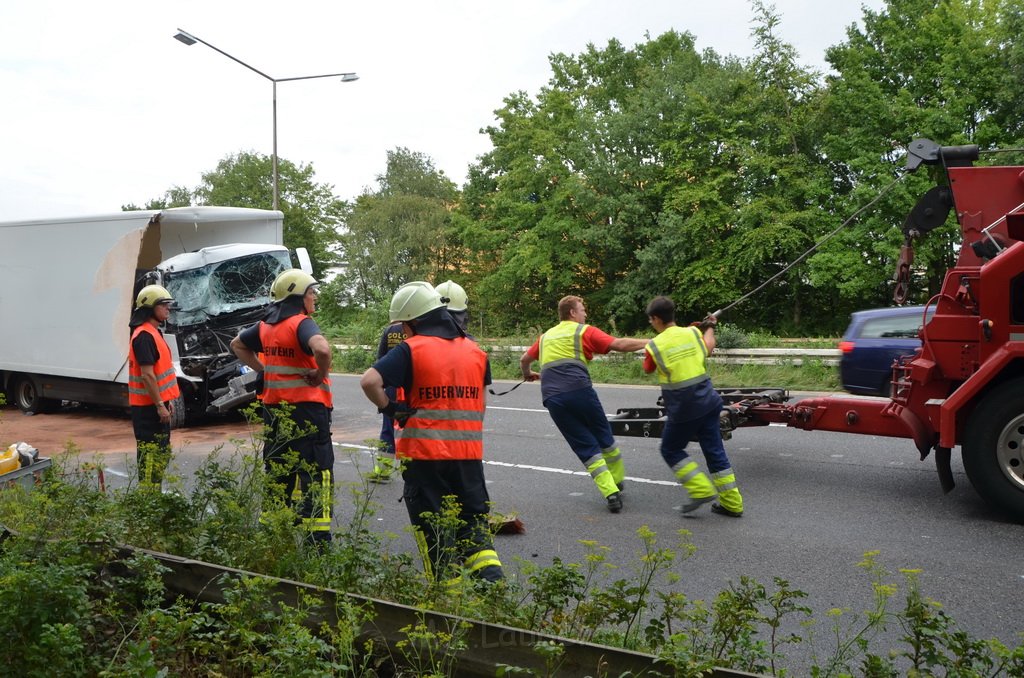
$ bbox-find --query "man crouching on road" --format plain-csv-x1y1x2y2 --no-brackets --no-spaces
360,281,504,584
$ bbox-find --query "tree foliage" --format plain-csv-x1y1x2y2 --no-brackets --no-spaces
196,152,345,276
456,0,1024,335
335,148,459,308
461,4,841,333
813,0,1021,317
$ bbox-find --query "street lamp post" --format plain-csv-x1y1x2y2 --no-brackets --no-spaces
173,29,358,211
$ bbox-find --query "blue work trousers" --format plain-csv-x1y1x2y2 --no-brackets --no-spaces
544,387,615,464
660,405,731,473
379,386,397,454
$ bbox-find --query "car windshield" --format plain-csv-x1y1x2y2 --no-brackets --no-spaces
164,251,291,326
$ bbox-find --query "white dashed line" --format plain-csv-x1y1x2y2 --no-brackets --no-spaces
331,442,678,487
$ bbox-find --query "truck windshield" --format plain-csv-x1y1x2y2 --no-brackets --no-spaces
164,251,291,326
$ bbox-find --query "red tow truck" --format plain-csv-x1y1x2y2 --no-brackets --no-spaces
610,139,1024,522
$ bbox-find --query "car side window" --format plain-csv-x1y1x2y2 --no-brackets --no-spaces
860,314,923,339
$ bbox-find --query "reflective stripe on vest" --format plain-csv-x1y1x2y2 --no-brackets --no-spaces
128,323,181,406
259,315,332,407
644,325,710,390
396,335,487,461
539,321,588,371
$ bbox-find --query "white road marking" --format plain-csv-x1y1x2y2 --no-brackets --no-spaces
332,442,678,486
335,442,373,450
484,460,677,486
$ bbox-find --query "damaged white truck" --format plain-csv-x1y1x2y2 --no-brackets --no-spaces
0,206,311,426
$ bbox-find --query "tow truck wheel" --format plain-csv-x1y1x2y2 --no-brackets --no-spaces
962,379,1024,522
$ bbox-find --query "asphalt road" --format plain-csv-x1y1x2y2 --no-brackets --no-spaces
325,374,1022,657
6,373,1020,662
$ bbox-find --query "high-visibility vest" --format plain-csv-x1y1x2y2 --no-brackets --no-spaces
259,315,333,407
397,335,486,461
128,323,181,406
644,325,711,389
538,321,590,371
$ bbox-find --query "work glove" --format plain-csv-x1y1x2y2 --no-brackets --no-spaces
697,314,718,331
378,401,417,428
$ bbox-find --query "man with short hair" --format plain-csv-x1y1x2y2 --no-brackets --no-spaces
520,295,647,513
361,281,503,583
644,295,743,517
128,284,181,489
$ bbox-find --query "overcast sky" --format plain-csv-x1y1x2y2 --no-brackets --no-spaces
0,0,884,221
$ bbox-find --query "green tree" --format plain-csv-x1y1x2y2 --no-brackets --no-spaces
196,152,345,276
462,5,837,334
337,148,459,308
122,186,193,211
617,2,838,333
814,0,1015,312
461,31,710,331
126,152,344,276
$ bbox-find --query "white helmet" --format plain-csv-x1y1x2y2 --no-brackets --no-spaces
434,280,468,312
390,281,444,322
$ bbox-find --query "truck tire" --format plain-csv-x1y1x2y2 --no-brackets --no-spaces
169,391,187,430
11,375,57,414
962,378,1024,522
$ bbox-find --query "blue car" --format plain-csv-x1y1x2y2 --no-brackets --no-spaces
838,306,933,397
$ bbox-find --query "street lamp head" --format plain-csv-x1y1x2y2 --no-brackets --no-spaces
173,30,197,46
341,73,359,82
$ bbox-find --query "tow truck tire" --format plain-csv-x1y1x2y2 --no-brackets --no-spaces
962,378,1024,523
11,375,57,415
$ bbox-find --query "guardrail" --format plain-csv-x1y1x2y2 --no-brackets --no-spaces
2,520,774,677
710,348,839,366
335,344,840,367
141,544,770,677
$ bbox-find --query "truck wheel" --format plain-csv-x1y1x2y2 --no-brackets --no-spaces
169,392,187,430
962,379,1024,522
11,375,57,414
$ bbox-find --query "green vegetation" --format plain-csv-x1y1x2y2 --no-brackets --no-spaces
1,405,1020,675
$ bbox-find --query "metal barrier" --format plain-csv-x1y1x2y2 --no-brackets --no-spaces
138,546,769,678
336,344,840,366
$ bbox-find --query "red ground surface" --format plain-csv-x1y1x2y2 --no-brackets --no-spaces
0,403,251,457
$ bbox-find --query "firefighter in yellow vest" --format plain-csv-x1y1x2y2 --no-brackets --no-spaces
520,295,647,513
231,269,335,544
643,295,743,517
128,285,181,489
360,281,504,583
